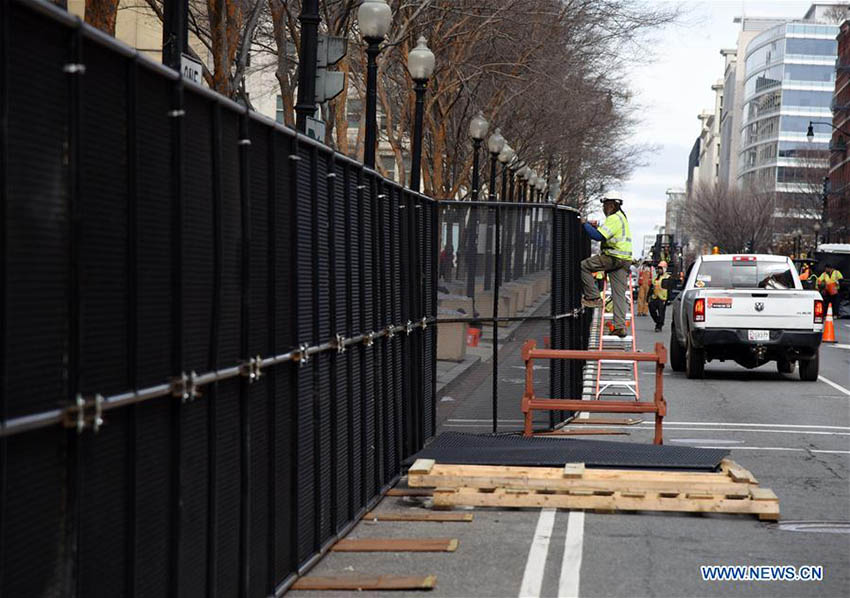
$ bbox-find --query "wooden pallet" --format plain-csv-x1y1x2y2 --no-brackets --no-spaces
408,459,779,521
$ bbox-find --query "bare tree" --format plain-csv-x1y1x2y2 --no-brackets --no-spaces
85,0,119,34
685,183,776,253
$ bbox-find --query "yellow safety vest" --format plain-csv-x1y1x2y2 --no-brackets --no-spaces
652,272,671,301
817,270,843,295
597,210,632,261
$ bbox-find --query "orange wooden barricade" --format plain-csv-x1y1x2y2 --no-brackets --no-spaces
520,340,668,444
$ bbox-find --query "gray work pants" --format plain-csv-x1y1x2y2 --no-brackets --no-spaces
581,254,631,330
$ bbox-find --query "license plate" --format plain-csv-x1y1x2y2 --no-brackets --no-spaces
748,330,769,342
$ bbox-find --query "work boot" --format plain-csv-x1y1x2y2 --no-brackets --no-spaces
610,328,627,338
581,296,603,309
654,326,662,332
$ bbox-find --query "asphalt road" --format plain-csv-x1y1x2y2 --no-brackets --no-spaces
290,308,850,598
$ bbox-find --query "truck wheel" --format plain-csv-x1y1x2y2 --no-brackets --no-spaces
799,352,819,381
669,326,685,372
776,357,795,374
685,338,705,379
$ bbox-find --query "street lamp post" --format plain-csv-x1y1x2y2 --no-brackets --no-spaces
483,128,505,290
294,0,320,132
407,37,435,192
504,160,520,282
466,111,489,298
814,222,821,249
358,0,392,168
497,145,514,283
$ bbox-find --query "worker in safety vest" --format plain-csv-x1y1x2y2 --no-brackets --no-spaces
817,264,843,318
636,264,651,316
581,191,632,337
649,261,672,333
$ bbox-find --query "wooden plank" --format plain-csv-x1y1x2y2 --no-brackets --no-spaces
363,511,473,522
291,575,437,591
409,464,753,495
386,488,433,497
535,429,629,436
563,463,585,479
720,459,759,485
409,459,436,475
749,487,779,502
568,417,643,426
433,489,780,519
332,538,459,552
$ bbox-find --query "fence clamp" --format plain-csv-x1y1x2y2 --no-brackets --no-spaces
405,320,414,335
386,325,396,339
420,316,428,330
63,63,86,75
64,393,104,434
171,371,200,402
364,332,375,347
295,343,311,366
333,334,347,354
240,355,263,382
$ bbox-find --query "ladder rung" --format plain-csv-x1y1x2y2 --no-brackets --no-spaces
603,314,632,319
598,380,636,386
599,359,636,364
601,335,633,341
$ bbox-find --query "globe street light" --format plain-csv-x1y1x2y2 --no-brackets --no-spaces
483,128,505,290
408,36,435,192
466,111,489,297
358,0,392,168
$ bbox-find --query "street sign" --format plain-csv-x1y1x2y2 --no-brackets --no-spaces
315,35,347,103
181,53,203,85
306,116,326,142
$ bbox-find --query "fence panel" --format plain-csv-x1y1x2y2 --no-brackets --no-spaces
0,2,437,596
434,200,587,432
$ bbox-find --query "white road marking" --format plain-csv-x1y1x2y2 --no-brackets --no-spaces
827,343,850,349
651,421,850,431
558,511,585,598
694,446,850,454
819,375,850,397
448,418,525,423
519,508,556,598
648,426,850,437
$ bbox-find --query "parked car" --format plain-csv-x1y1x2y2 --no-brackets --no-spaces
670,254,824,380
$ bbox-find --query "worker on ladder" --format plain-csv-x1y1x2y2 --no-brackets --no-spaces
580,191,633,337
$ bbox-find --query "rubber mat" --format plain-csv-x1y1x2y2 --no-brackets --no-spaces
408,432,729,471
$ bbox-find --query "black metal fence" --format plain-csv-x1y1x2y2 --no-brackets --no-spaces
0,1,436,596
434,201,590,431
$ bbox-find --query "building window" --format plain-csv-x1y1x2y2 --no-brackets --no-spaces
347,99,362,127
276,95,284,124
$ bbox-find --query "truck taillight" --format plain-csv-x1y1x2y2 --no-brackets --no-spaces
814,299,824,324
694,298,705,322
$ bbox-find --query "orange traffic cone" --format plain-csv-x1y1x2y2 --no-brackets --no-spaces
823,303,836,343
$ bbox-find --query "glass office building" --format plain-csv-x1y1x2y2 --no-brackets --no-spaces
738,21,838,206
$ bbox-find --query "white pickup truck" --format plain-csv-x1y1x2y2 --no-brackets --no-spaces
670,254,824,380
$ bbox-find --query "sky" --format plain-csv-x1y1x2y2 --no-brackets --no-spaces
600,0,817,257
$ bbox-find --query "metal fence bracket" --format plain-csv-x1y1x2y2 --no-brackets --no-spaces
333,334,347,354
171,371,200,402
64,393,104,433
239,355,263,382
295,343,311,366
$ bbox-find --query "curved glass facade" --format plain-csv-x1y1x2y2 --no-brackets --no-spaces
739,21,838,192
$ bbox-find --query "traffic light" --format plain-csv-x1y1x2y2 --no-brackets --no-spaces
315,35,347,103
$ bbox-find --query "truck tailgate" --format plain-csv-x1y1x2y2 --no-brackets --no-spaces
701,290,816,330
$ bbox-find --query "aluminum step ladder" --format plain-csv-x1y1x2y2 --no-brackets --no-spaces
595,273,639,400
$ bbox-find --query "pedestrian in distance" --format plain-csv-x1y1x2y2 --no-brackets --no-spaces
637,263,651,316
439,243,454,280
580,191,632,337
817,263,843,319
649,260,672,332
